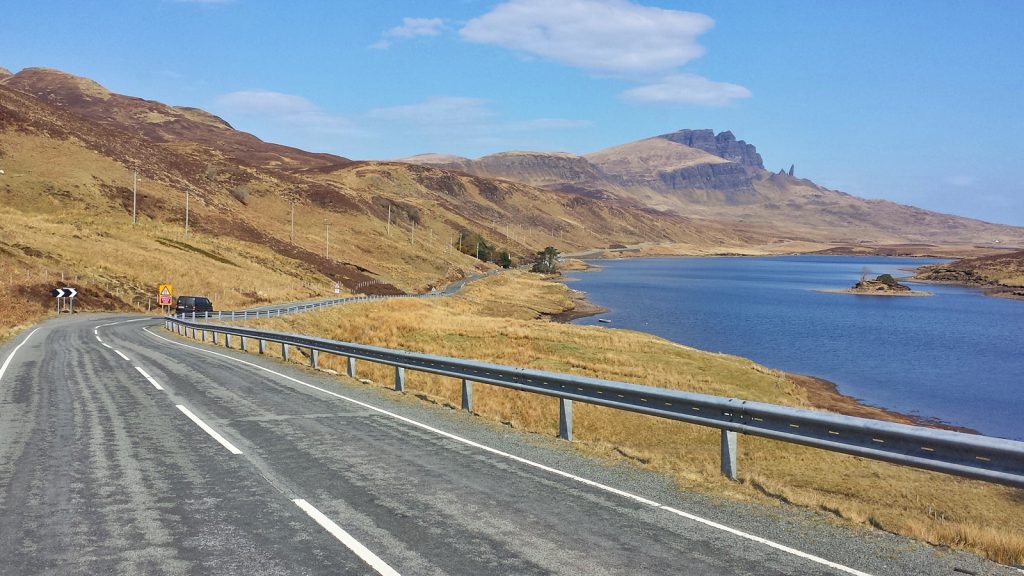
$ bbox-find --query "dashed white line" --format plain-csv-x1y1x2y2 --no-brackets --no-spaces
293,499,401,576
114,349,130,361
101,343,112,349
0,328,40,383
145,327,872,576
134,366,164,391
175,404,242,454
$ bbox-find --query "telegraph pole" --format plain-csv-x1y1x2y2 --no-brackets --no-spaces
132,169,138,225
411,221,415,245
184,190,189,240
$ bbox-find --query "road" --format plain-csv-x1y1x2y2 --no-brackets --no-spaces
0,314,1016,575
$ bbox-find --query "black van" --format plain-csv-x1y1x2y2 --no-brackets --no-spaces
174,296,214,315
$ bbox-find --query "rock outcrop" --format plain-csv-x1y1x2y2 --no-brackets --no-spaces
658,129,764,168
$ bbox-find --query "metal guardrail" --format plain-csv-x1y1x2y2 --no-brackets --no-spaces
164,316,1024,488
193,270,496,322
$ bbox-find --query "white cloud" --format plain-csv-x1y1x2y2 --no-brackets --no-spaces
459,0,750,107
215,90,354,134
365,97,588,154
460,0,712,74
622,74,752,106
372,17,444,49
369,97,495,126
218,91,319,116
945,175,976,188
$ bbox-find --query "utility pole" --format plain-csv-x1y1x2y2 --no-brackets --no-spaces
290,202,295,243
476,242,480,260
184,190,189,240
132,169,138,225
411,221,415,245
325,220,330,259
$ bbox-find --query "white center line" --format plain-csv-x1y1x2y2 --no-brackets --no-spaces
293,499,401,576
134,366,165,391
145,327,872,576
114,349,130,361
175,404,242,454
101,343,112,349
96,335,103,343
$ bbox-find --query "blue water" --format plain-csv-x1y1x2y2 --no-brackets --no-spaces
570,256,1024,440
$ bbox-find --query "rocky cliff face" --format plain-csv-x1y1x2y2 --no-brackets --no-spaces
658,129,764,169
655,162,757,203
468,152,607,185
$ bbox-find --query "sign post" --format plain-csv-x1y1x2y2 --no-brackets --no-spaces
158,284,173,314
51,287,78,315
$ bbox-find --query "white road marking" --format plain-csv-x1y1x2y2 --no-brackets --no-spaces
658,505,870,576
293,499,401,576
145,327,872,576
0,328,41,383
114,349,130,362
96,336,103,343
134,366,164,391
101,343,112,349
175,404,243,454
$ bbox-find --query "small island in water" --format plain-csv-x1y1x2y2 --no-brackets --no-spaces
816,273,933,297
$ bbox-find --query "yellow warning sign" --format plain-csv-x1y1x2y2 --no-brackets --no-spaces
158,284,173,306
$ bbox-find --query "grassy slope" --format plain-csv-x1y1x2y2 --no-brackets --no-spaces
0,78,774,338
239,272,1023,565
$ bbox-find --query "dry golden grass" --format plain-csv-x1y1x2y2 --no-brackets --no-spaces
234,271,1024,565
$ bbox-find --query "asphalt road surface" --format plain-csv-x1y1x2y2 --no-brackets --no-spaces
0,314,1017,575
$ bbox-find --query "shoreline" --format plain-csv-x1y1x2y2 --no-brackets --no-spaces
813,288,933,297
549,263,978,435
910,275,1024,301
785,373,977,433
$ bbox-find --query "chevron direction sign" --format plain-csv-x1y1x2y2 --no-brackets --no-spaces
51,287,78,299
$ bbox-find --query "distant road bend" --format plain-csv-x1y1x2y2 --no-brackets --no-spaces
0,314,1017,575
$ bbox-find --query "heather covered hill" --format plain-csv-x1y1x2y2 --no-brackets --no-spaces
916,250,1024,298
0,66,781,333
1,67,348,170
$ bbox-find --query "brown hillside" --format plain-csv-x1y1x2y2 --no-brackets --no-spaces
1,66,788,335
1,68,348,170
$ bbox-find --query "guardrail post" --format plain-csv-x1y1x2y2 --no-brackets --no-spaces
311,349,319,368
212,331,218,344
201,329,206,342
258,339,265,354
240,336,248,352
347,357,356,378
283,343,289,361
231,311,236,321
721,430,738,481
192,311,195,320
395,366,406,392
225,334,232,348
218,311,222,320
559,399,573,441
462,379,473,412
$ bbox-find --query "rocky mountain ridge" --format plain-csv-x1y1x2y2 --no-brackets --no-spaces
402,129,1024,246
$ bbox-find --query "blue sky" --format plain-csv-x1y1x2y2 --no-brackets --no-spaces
2,1,1023,226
